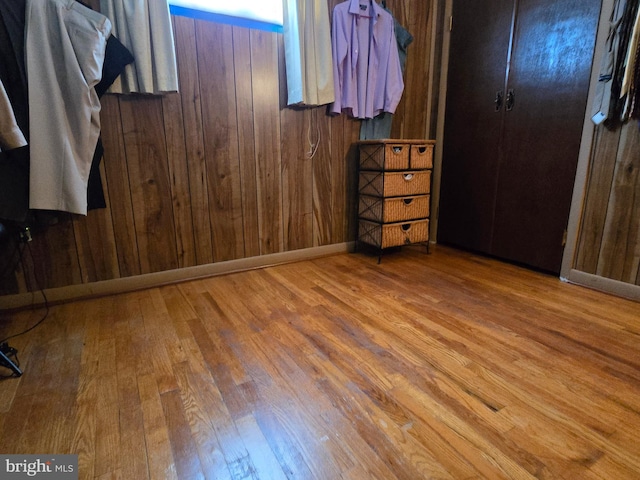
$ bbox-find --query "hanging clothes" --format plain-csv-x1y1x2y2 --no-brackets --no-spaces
26,0,111,215
0,0,28,137
0,0,30,223
330,0,404,119
620,5,640,120
0,77,28,224
592,0,627,125
99,0,178,94
0,80,26,151
631,32,640,118
611,0,639,124
87,34,135,210
360,4,413,140
283,0,335,106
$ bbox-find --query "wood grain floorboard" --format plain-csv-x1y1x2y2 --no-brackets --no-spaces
1,245,639,479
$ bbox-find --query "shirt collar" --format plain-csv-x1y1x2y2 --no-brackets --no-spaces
348,0,383,24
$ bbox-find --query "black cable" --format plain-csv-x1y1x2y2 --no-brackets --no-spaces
0,349,20,378
0,239,50,345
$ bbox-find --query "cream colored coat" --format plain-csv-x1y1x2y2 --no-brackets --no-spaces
26,0,111,215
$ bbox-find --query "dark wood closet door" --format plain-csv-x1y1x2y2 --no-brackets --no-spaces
491,0,602,273
438,0,601,274
437,0,516,253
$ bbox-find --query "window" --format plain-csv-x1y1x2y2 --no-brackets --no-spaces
169,0,283,33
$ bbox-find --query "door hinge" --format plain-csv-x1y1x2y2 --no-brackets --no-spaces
449,15,453,31
562,229,568,247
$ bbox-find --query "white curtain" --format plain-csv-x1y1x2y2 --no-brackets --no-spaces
100,0,179,94
283,0,335,106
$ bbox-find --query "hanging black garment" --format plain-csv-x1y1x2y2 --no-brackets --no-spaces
0,0,29,223
0,0,27,136
87,34,134,210
631,39,640,118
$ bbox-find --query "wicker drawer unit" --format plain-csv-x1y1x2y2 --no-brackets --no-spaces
357,139,435,255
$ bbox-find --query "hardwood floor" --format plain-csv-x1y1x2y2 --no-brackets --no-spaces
1,245,639,479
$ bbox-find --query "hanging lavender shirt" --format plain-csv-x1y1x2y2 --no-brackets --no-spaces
330,0,404,119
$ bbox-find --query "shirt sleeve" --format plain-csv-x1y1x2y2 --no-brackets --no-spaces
330,6,348,114
384,22,404,114
0,79,27,151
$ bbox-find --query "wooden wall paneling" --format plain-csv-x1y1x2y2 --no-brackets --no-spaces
23,215,82,290
429,0,446,140
325,0,346,265
161,90,197,269
313,108,334,246
9,232,38,292
119,96,179,274
329,115,346,245
277,29,313,252
250,29,284,255
617,124,640,285
233,26,261,259
575,125,621,274
596,122,640,282
172,15,214,266
1,3,442,299
390,0,431,139
196,21,245,262
387,0,409,139
0,236,20,295
280,105,314,251
328,114,359,245
72,161,121,283
100,95,141,278
346,119,362,242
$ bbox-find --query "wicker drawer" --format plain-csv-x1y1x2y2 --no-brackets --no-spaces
410,143,433,169
359,140,435,170
359,170,431,197
359,195,430,223
359,143,410,170
358,219,429,249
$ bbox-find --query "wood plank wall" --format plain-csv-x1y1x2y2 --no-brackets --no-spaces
574,121,640,286
0,0,439,297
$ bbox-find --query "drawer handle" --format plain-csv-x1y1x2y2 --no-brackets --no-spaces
401,223,412,232
392,146,403,154
417,146,428,154
403,198,414,205
403,173,414,181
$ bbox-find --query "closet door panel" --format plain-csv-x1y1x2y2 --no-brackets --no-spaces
492,0,601,273
437,0,515,253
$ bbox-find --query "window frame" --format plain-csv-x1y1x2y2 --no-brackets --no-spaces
168,1,283,33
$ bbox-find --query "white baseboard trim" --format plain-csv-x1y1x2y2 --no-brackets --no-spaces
563,269,640,302
0,242,355,311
